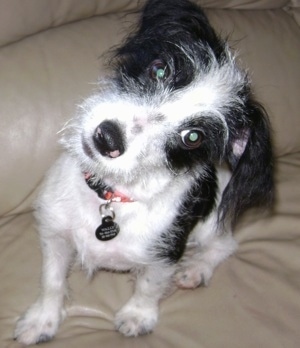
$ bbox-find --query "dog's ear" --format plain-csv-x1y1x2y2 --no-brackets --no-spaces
220,100,274,225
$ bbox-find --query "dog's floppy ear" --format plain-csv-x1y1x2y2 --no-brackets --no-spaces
220,100,274,225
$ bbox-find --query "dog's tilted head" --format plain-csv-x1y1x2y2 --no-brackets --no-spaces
63,0,273,225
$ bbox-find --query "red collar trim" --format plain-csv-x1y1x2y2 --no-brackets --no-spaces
84,172,134,203
103,190,134,203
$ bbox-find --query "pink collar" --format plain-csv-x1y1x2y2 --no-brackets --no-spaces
102,190,134,203
84,172,134,203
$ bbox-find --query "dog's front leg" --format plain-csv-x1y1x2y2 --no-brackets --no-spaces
115,265,175,337
14,235,73,345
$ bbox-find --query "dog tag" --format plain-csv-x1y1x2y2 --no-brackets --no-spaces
96,216,120,241
96,203,120,241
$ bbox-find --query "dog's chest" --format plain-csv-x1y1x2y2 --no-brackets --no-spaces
72,195,178,272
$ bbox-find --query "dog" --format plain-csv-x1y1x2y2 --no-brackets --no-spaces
14,0,273,344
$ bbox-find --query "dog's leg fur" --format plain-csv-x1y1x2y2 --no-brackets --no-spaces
115,265,175,336
175,234,237,288
14,235,73,345
175,212,237,289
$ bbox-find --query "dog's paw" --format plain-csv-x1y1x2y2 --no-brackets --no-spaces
114,304,158,337
14,302,65,345
175,261,213,289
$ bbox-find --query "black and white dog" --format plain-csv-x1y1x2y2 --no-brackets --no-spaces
15,0,273,344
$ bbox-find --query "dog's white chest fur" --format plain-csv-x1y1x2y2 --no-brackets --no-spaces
36,154,195,274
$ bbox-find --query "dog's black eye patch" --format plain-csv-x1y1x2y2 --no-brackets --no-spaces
180,128,203,149
165,116,228,172
148,59,170,81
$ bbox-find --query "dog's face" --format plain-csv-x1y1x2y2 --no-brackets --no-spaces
64,0,273,222
76,60,242,180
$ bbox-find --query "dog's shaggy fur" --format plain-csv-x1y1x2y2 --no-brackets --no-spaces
15,0,273,344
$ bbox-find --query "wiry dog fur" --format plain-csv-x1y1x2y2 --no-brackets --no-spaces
15,0,273,344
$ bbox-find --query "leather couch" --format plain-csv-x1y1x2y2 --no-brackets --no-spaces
1,1,299,347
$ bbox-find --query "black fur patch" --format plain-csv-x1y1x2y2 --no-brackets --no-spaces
112,0,226,93
152,165,217,263
165,115,228,173
220,99,274,224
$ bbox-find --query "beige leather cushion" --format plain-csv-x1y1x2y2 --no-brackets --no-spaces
0,0,140,46
0,1,300,347
0,0,290,46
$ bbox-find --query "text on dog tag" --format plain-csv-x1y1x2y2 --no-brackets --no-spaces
96,216,120,241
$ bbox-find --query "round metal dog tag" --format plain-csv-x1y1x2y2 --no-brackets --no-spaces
96,216,120,241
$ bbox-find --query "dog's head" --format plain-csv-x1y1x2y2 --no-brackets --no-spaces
64,0,273,223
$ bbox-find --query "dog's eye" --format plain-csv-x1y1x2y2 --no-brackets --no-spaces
149,59,169,81
180,129,203,149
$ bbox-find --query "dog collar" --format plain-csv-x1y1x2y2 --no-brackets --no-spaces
84,173,134,203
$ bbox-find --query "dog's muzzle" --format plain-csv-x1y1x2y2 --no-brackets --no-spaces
93,120,125,158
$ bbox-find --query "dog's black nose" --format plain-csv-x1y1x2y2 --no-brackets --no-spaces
93,120,125,158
